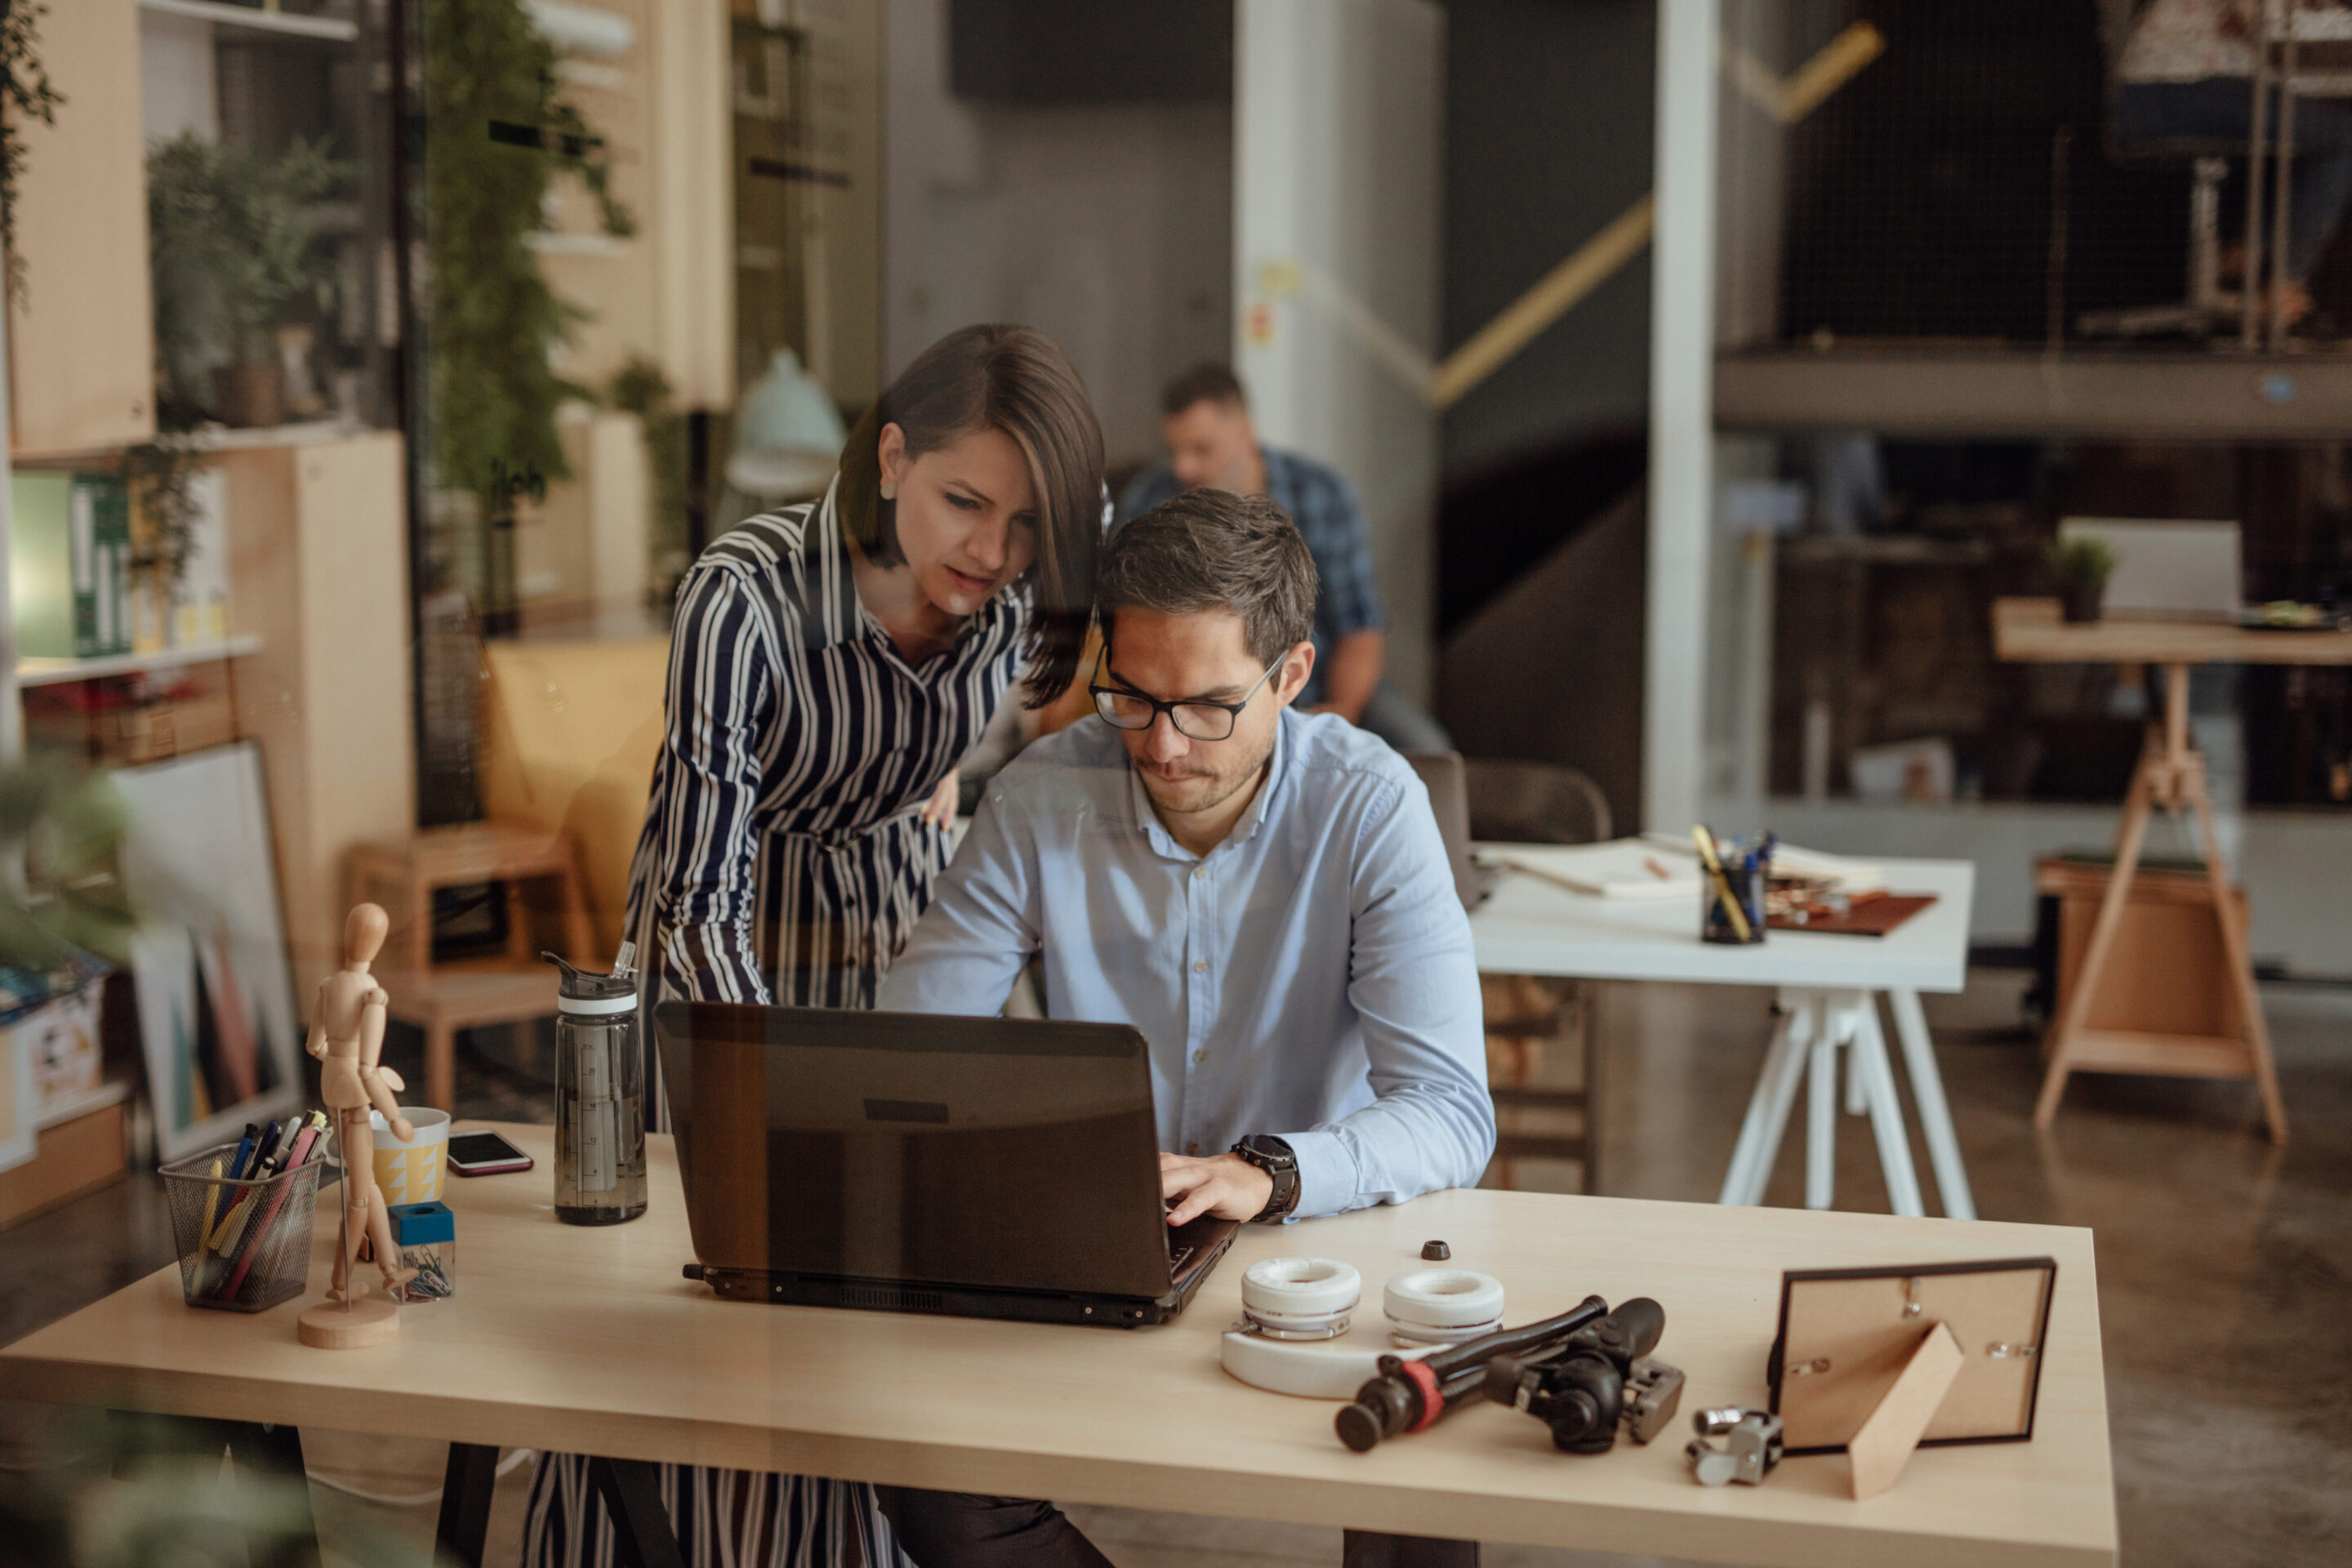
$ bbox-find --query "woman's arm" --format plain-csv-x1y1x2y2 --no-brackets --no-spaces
647,565,780,1004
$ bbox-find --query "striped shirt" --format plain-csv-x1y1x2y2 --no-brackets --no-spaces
526,482,1028,1568
627,482,1028,1018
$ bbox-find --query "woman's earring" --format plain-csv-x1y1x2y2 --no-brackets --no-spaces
880,481,896,501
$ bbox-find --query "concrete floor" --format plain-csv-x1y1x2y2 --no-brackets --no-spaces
2,973,2347,1566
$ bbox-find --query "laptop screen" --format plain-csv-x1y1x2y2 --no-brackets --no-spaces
654,1003,1175,1299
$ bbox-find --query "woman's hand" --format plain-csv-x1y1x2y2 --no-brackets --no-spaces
920,768,961,829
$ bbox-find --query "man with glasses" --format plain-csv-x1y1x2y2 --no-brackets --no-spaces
874,489,1490,1568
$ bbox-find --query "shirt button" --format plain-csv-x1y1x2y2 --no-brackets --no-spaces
1193,960,1209,973
1186,1142,1200,1156
1192,865,1207,879
1192,1049,1207,1064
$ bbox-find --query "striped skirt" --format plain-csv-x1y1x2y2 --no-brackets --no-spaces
523,1463,910,1568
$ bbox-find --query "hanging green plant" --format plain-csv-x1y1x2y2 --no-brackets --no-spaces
0,0,60,307
122,440,205,590
422,0,634,523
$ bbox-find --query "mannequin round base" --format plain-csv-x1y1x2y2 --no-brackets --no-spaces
298,1296,400,1349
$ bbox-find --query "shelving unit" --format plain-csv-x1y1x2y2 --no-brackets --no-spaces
15,635,264,690
137,0,358,44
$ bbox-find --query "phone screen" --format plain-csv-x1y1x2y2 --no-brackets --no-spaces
448,1131,529,1167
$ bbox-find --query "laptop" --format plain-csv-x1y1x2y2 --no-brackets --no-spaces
1405,749,1499,911
653,1001,1239,1328
2057,519,2242,622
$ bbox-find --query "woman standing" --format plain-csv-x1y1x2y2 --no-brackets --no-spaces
524,323,1104,1568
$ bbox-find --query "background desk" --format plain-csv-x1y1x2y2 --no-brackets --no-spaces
1993,597,2332,1143
1470,853,1979,1218
0,1122,2114,1568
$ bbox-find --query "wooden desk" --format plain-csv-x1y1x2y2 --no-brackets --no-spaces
1993,598,2310,1142
1992,598,2352,669
0,1123,2116,1568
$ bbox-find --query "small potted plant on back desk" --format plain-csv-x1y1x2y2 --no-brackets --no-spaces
2047,535,2118,624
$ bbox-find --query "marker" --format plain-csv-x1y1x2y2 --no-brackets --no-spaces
225,1124,259,1182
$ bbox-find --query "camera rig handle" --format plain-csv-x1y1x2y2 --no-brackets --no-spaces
1482,1297,1677,1454
1336,1295,1607,1452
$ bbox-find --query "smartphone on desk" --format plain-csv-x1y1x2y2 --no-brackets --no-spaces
447,1129,534,1176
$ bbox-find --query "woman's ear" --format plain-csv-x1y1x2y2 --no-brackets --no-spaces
877,421,908,499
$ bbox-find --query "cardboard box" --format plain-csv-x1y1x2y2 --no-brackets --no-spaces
22,664,238,766
0,1094,128,1230
2036,858,2247,1042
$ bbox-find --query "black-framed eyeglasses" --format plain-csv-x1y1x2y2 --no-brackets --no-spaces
1089,648,1285,742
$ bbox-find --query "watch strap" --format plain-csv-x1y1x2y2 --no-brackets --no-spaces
1233,1135,1300,1223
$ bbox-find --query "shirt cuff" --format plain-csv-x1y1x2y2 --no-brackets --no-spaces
1278,1128,1357,1221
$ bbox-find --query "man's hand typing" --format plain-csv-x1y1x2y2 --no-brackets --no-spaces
1159,1150,1274,1225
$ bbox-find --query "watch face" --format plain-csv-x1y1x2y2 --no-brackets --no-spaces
1243,1134,1295,1168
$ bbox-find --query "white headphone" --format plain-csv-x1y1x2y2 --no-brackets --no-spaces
1220,1258,1507,1398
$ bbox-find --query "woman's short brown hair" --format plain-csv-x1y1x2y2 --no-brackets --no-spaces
838,324,1104,706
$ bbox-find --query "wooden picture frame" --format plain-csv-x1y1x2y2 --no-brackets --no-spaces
115,745,303,1161
1768,1256,2058,1457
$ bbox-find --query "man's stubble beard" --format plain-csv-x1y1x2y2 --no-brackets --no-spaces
1134,727,1277,823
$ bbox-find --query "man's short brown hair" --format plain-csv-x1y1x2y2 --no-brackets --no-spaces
1099,489,1316,668
1159,362,1248,418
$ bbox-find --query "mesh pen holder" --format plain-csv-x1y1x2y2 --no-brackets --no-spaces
161,1142,328,1313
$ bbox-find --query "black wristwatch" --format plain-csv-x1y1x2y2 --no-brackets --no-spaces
1231,1134,1300,1223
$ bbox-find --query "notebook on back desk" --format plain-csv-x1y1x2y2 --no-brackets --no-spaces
654,1001,1237,1327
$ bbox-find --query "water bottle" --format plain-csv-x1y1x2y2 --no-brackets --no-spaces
546,944,647,1226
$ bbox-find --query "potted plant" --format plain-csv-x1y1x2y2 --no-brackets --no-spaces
2047,535,2118,624
147,134,350,429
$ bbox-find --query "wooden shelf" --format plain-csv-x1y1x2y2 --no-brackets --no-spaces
34,1080,131,1134
138,0,358,44
1717,345,2352,440
11,420,372,469
16,636,264,688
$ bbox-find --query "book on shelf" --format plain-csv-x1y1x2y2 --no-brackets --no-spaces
9,472,133,661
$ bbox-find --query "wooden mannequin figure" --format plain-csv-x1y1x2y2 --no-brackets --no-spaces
297,902,420,1348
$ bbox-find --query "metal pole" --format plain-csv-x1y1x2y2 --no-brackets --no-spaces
2243,3,2274,348
1644,0,1719,833
2270,16,2299,350
0,280,20,768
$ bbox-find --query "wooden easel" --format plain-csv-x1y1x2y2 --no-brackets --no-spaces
2033,662,2287,1143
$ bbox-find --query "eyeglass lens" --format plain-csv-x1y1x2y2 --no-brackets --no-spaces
1092,690,1237,740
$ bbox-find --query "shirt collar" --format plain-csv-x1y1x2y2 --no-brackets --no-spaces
1124,706,1294,862
800,479,866,649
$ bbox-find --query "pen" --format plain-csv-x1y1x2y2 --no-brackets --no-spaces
225,1124,258,1182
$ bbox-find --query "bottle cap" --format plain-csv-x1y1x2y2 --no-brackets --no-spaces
1421,1240,1450,1261
543,951,638,1013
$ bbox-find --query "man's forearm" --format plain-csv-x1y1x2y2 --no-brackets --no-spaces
1318,630,1383,723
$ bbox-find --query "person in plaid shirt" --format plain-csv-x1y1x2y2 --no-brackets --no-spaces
1117,363,1451,754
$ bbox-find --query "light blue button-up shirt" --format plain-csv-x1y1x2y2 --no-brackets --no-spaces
875,708,1494,1218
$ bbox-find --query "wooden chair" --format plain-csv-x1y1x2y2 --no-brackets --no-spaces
1462,759,1613,1193
346,822,599,1111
